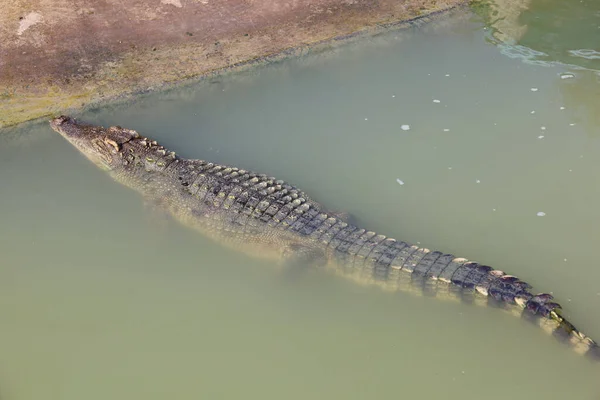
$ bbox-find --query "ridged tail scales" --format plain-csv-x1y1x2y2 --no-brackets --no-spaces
325,230,600,361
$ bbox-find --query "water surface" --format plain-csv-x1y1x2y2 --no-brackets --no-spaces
1,5,600,400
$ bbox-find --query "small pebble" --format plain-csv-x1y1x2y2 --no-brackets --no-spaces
537,212,546,216
396,179,404,185
531,88,539,92
401,125,410,131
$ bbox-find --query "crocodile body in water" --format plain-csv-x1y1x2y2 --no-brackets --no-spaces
50,115,599,361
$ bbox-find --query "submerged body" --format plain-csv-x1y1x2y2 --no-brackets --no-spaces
50,115,599,360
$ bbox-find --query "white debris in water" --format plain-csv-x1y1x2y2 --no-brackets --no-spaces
433,99,441,103
570,123,576,126
476,179,481,184
540,126,546,130
401,125,410,131
530,111,536,114
364,118,368,121
560,73,575,79
445,74,450,77
396,179,404,185
531,88,539,92
17,12,43,35
564,258,568,262
493,208,497,212
536,212,546,216
161,0,183,7
448,167,452,170
443,128,450,132
560,106,566,110
538,135,545,139
392,95,396,98
569,169,572,172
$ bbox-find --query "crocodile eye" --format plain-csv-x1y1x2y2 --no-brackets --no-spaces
104,138,120,153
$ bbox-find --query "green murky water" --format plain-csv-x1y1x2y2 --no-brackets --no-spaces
1,4,599,400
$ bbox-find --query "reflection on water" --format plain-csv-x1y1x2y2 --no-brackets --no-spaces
473,0,600,138
557,71,600,137
1,5,600,400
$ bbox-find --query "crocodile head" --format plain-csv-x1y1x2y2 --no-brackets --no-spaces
50,115,139,171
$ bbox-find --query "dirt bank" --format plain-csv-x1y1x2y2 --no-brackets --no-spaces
0,0,465,128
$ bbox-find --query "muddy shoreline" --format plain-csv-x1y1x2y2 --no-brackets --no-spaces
1,0,467,129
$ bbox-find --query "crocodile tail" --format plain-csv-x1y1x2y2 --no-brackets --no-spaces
379,251,600,361
449,262,600,361
517,294,600,362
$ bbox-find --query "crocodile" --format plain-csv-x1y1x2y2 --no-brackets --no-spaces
50,115,599,361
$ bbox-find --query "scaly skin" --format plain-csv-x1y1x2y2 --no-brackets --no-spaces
50,115,599,361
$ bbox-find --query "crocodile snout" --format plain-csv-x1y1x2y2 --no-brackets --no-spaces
50,115,71,130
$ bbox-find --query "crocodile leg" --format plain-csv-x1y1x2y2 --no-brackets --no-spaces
281,243,327,269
